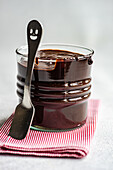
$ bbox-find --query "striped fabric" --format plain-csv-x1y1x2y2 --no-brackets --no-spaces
0,99,100,158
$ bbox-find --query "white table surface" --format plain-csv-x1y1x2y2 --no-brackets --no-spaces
0,0,113,169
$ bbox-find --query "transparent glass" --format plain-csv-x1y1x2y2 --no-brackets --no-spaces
16,44,94,132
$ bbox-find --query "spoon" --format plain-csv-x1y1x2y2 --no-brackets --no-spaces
9,20,42,140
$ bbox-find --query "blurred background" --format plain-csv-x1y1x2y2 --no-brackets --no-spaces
0,0,113,169
0,0,113,122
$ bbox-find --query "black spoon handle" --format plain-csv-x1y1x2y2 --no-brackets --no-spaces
25,20,42,87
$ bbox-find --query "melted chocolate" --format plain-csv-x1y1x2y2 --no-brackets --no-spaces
17,49,92,130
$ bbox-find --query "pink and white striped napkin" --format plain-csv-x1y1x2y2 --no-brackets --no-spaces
0,99,100,158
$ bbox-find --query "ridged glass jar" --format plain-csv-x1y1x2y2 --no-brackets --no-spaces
16,44,94,131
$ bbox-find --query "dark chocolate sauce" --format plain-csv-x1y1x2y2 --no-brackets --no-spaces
17,49,92,130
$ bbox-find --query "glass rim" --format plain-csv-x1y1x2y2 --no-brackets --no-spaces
16,43,94,59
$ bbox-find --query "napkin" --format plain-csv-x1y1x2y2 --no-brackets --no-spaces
0,99,100,158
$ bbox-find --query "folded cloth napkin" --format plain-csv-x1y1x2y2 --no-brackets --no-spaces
0,99,100,158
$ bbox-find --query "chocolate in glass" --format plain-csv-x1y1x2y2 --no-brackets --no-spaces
16,44,94,131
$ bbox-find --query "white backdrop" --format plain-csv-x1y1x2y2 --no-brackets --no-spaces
0,0,113,169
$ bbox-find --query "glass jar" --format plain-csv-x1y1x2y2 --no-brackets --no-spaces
16,44,94,131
